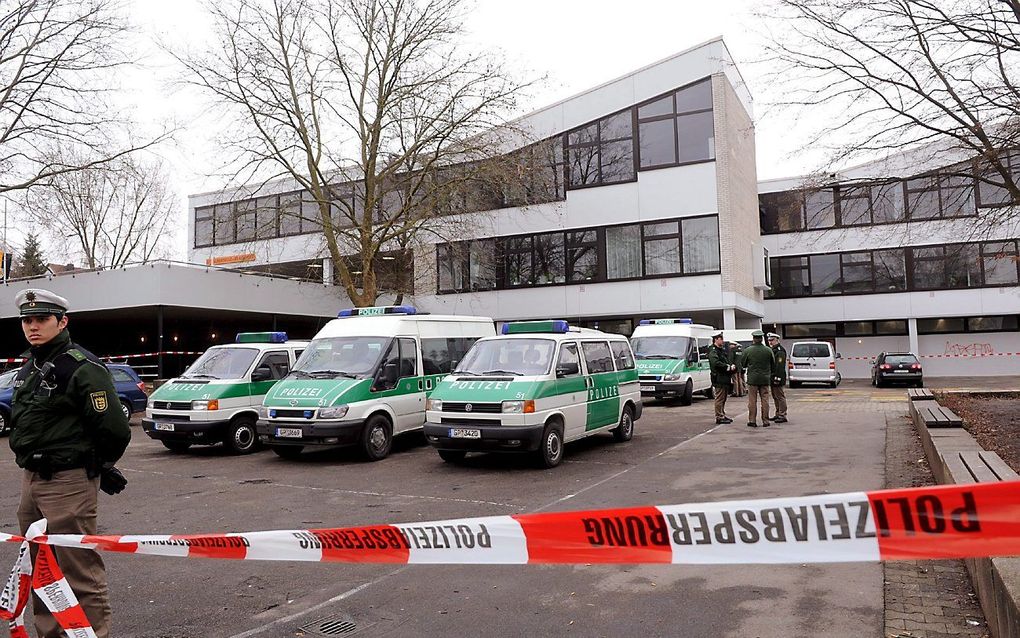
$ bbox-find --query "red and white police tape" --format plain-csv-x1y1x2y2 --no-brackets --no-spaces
3,481,1019,635
0,351,202,365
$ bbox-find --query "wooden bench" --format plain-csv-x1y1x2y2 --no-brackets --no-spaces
918,404,963,427
907,387,935,401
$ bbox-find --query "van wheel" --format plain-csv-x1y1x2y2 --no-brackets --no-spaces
535,422,564,469
361,414,393,461
613,405,634,442
272,446,303,459
438,450,467,463
702,386,714,399
162,441,191,453
679,379,694,406
225,416,259,454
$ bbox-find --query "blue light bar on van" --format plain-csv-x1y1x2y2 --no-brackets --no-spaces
501,320,570,335
236,332,288,343
638,318,693,326
338,305,418,318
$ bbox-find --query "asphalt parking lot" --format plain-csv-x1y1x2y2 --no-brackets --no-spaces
0,381,926,637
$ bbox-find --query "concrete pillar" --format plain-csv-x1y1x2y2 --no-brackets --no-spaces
723,308,736,330
322,258,333,285
908,318,919,355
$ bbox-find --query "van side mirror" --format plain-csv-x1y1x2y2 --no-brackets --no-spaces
556,362,579,378
836,353,842,360
374,362,399,390
251,366,273,382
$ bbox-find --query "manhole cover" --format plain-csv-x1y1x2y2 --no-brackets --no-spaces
300,612,366,636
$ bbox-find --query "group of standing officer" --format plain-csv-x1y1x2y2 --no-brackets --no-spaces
708,329,789,427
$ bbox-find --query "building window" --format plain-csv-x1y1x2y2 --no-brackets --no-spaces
917,317,966,334
977,151,1020,207
643,221,681,276
841,251,873,294
213,204,235,245
873,249,906,292
843,321,874,336
235,199,257,242
503,236,534,287
681,216,720,273
759,191,804,233
566,230,598,283
946,243,982,288
782,323,837,338
437,243,467,292
809,253,840,295
565,110,635,188
838,186,871,226
910,246,947,289
533,232,565,285
875,320,908,335
606,224,642,280
905,175,940,220
195,206,214,247
804,189,836,229
436,240,496,293
967,316,1019,332
636,78,714,170
770,256,810,297
981,240,1019,285
871,182,905,223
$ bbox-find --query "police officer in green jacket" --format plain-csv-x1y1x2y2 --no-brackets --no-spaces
11,289,131,638
707,332,735,424
768,333,789,423
739,330,775,428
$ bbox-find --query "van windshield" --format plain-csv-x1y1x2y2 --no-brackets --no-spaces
293,337,389,378
792,343,832,358
454,338,555,376
184,348,258,380
630,336,691,360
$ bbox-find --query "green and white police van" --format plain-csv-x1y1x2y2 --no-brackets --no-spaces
142,332,308,454
631,318,715,405
256,306,495,461
424,320,642,469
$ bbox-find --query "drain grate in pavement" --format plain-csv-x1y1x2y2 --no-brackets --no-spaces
299,612,360,636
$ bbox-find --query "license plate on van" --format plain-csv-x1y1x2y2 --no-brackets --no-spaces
449,428,481,439
154,423,174,432
640,385,655,392
275,428,303,438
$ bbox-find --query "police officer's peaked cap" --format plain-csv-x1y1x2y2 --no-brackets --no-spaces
767,332,781,340
712,331,724,339
15,289,69,317
751,330,765,338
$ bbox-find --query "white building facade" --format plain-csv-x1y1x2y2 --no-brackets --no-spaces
760,148,1020,378
188,39,768,336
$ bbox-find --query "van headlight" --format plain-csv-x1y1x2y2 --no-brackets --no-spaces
258,406,269,418
318,405,349,419
426,399,443,411
663,374,681,382
502,400,535,414
192,399,219,411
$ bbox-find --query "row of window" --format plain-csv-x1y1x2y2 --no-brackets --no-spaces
780,315,1019,339
435,215,721,293
558,340,636,376
195,78,717,248
768,239,1020,298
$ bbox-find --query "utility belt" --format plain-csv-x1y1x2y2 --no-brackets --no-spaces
23,453,91,481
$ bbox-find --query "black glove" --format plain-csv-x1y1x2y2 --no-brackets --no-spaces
100,466,127,495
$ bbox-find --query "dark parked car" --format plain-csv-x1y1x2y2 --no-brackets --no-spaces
0,363,146,435
871,352,923,387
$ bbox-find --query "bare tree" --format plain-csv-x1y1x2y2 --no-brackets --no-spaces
24,150,178,269
761,0,1020,219
0,0,167,193
177,0,534,306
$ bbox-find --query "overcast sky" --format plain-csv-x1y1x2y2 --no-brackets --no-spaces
101,0,834,257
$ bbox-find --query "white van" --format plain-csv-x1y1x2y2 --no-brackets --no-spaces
257,306,495,460
630,319,715,404
788,341,841,387
425,320,642,469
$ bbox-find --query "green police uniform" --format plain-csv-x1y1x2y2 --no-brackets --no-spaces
740,332,775,427
10,328,131,471
769,334,789,422
11,288,130,638
708,338,734,422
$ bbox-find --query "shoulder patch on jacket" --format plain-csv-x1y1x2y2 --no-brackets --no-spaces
90,391,108,412
66,349,86,361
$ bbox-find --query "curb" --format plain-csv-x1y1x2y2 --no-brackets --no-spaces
908,394,1020,638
